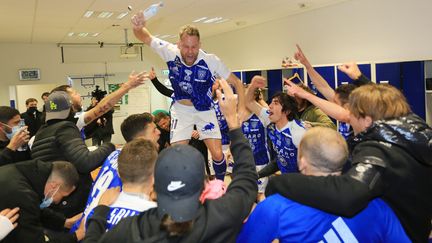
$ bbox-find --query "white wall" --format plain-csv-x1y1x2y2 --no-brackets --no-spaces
203,0,432,70
1,0,432,133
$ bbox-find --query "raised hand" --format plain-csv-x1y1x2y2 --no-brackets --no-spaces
125,70,149,89
337,62,362,80
294,44,312,68
216,79,240,129
149,67,156,80
131,11,146,31
7,127,29,151
250,76,266,90
283,78,309,99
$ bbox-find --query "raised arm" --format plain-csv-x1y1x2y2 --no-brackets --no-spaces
226,73,246,117
284,79,350,123
294,44,335,101
337,63,372,86
214,79,258,220
84,71,148,125
131,11,153,45
245,76,267,116
149,67,174,97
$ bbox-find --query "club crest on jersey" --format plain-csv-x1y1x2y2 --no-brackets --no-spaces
184,69,193,81
179,82,193,94
198,69,207,79
202,122,215,132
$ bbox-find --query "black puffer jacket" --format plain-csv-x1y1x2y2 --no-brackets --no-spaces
31,120,115,217
266,113,432,242
0,160,76,243
31,120,115,174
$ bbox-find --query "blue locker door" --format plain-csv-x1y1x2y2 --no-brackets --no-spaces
337,64,371,86
267,69,283,102
244,71,262,84
376,63,401,88
308,66,336,99
402,61,425,119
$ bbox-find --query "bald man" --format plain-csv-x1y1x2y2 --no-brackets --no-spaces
237,127,409,243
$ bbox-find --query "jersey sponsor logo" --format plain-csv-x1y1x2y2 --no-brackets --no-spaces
319,217,359,243
202,122,215,132
167,181,186,191
179,82,193,94
184,69,193,81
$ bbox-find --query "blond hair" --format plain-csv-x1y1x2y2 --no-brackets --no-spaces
299,127,348,173
179,25,200,40
348,84,411,121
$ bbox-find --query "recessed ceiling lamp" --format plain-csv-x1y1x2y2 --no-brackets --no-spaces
91,33,100,37
83,11,94,18
67,32,74,37
117,12,129,19
193,17,207,23
78,32,89,37
203,17,223,24
215,18,229,24
98,12,114,18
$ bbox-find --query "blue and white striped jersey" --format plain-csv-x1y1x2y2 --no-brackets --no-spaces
212,100,230,145
258,108,306,173
85,192,156,231
150,37,231,111
70,149,123,233
338,122,353,140
242,114,270,166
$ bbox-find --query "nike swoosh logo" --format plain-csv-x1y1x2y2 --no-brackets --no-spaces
167,181,186,191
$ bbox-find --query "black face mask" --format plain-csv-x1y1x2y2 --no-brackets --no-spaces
27,107,38,114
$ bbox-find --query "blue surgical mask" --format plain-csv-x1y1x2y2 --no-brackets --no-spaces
40,186,60,209
0,122,20,140
5,126,20,140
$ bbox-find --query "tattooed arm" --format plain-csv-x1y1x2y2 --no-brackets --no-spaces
84,71,148,124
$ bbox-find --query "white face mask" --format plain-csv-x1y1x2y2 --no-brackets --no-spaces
0,122,19,140
40,186,60,209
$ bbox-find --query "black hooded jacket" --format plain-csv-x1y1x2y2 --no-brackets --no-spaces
0,160,76,243
265,113,432,242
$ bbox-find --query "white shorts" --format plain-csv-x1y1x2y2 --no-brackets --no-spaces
170,102,221,143
256,165,269,193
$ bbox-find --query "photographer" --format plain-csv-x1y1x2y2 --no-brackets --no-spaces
85,87,114,146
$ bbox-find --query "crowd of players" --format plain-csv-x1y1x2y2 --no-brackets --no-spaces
0,9,431,243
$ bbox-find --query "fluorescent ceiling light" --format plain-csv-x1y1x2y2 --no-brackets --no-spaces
203,17,223,24
83,11,94,18
78,32,89,37
215,19,229,24
159,34,170,38
193,17,207,23
98,12,114,18
67,32,74,37
91,33,100,37
117,12,129,19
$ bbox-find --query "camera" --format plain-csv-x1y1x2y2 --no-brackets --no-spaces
91,85,107,102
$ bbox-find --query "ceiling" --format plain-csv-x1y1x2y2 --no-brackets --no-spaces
0,0,350,45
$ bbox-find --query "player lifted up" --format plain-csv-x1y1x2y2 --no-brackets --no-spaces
131,11,246,180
